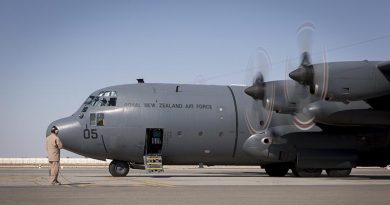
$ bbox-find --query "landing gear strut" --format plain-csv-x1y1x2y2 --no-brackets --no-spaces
109,160,129,177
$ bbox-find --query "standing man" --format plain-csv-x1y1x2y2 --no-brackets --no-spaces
46,126,63,185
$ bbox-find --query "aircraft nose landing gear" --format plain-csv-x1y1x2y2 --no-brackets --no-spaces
109,160,130,177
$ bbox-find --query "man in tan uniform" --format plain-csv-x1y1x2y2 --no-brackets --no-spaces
46,126,63,185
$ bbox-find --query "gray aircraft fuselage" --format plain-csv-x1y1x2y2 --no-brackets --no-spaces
48,83,390,169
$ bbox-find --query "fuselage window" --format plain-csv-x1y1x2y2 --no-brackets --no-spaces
90,113,96,126
152,130,162,144
97,113,104,126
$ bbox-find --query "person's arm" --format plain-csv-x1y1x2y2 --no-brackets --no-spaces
56,137,63,149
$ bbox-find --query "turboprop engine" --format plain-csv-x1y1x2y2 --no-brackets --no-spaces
289,60,390,102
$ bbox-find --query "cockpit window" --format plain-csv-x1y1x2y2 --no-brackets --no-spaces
84,96,95,105
108,98,116,106
82,107,88,112
98,91,117,97
92,97,100,106
86,91,117,107
100,98,107,106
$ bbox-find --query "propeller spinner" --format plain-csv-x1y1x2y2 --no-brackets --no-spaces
289,52,314,86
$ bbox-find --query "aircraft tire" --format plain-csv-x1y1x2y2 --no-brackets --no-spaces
292,167,322,177
264,164,289,177
326,168,352,177
109,160,129,177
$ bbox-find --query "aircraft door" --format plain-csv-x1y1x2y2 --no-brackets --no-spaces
145,128,164,155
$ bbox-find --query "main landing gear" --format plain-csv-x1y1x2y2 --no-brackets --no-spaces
325,168,352,177
109,160,129,177
291,168,352,177
264,164,290,177
263,164,353,177
292,167,322,177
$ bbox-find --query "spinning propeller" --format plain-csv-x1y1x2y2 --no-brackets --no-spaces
244,47,276,134
245,22,330,131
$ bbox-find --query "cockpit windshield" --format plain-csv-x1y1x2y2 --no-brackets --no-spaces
98,91,117,97
84,96,95,105
84,91,117,107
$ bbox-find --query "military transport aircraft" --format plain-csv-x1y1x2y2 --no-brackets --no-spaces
47,24,390,177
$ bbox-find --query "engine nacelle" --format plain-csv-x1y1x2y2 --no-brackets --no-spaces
242,128,292,161
311,61,390,102
242,132,273,160
263,80,299,114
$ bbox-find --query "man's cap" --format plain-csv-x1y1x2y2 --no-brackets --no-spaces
51,126,58,133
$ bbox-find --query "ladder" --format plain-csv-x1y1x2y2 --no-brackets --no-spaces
143,154,164,173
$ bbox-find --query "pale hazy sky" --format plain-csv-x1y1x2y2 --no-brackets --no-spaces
1,0,390,157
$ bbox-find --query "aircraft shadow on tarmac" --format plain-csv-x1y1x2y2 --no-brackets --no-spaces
78,172,390,180
81,172,267,178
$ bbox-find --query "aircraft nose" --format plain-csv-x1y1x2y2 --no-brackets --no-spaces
47,117,82,153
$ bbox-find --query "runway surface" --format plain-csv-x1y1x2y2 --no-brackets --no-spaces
1,166,390,205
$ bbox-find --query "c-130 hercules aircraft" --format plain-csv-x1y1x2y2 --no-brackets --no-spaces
47,24,390,177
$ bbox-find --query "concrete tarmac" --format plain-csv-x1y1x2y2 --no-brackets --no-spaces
1,166,390,205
